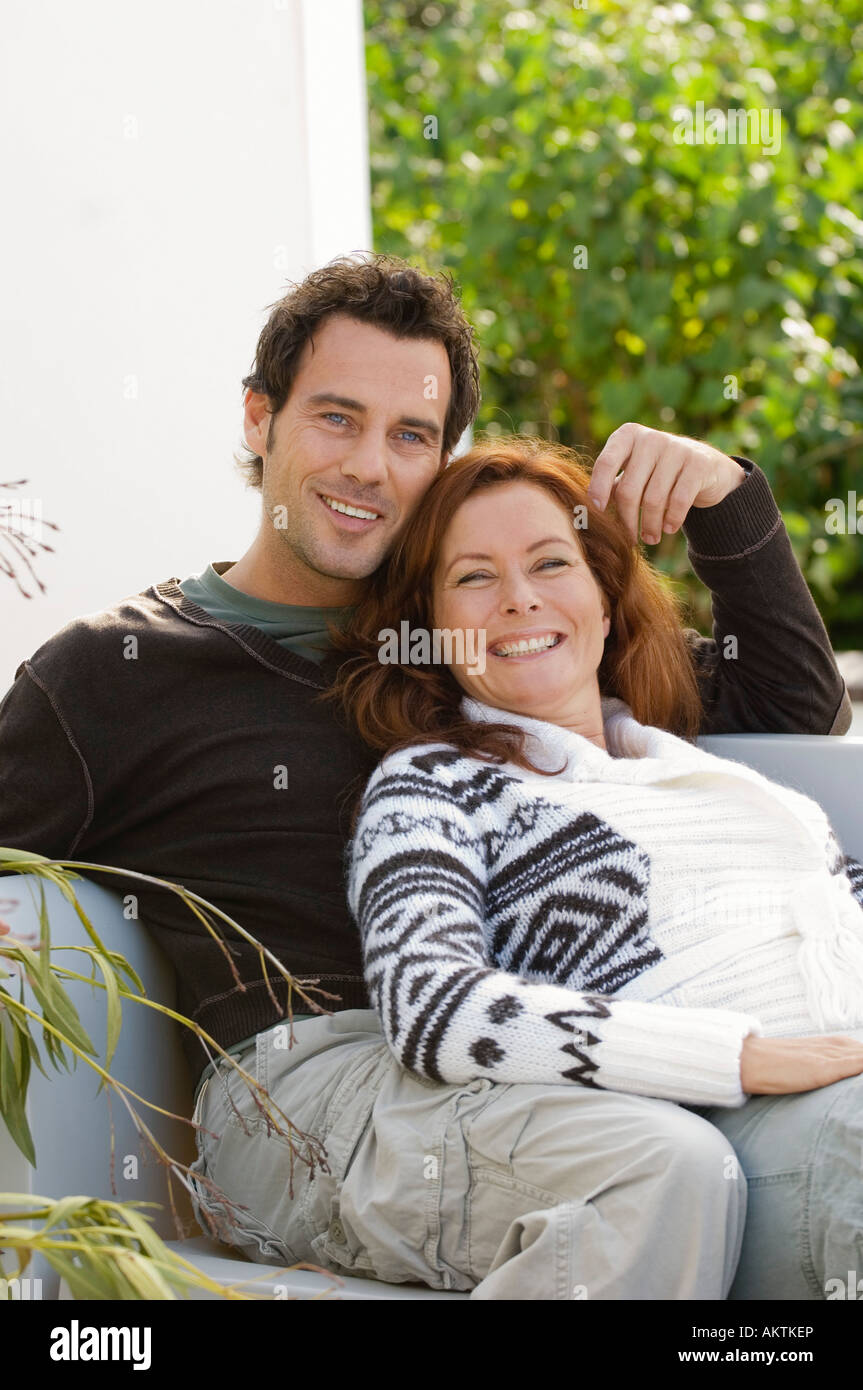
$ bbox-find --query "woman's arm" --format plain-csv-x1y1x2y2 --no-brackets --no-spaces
347,752,762,1109
741,1034,863,1093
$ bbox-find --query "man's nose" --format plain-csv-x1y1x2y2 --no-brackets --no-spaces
339,433,389,487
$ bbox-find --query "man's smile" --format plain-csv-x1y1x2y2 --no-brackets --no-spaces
317,490,386,531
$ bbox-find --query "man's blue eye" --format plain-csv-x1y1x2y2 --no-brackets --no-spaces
322,414,423,443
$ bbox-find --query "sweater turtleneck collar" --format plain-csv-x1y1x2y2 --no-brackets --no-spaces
458,692,705,781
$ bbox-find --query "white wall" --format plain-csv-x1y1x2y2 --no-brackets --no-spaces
0,0,372,695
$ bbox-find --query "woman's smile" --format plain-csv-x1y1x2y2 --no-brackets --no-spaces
489,630,567,660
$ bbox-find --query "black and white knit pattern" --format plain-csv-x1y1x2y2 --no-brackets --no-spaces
825,826,863,907
841,855,863,908
347,697,863,1109
354,750,654,1087
351,756,788,1106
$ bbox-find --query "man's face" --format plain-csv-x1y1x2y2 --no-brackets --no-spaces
243,314,453,589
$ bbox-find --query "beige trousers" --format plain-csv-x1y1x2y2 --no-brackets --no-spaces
188,1008,746,1300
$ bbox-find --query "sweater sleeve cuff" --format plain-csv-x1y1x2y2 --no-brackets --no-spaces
682,457,782,560
596,1000,763,1108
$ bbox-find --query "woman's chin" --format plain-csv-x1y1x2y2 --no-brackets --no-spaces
468,670,578,717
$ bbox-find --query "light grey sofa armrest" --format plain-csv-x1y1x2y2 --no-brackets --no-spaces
695,734,863,861
0,872,197,1299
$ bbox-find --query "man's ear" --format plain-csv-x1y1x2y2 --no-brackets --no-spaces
243,389,273,456
440,450,452,471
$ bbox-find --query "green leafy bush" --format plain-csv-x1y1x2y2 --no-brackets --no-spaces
364,0,863,644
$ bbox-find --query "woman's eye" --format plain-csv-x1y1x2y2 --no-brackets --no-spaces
456,559,569,584
456,571,492,584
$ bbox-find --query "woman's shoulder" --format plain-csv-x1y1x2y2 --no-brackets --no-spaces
360,740,511,813
370,739,481,785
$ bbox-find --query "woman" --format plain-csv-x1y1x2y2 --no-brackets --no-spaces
326,435,863,1293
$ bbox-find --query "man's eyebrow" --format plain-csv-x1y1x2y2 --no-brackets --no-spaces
304,392,441,441
444,535,576,573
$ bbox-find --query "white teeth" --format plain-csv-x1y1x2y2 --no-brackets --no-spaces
493,634,561,657
322,494,380,520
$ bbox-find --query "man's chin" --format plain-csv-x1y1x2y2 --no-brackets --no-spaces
306,540,392,585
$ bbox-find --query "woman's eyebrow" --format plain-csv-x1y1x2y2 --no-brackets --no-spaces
444,535,576,572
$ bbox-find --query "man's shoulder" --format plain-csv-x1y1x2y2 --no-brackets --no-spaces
16,580,184,684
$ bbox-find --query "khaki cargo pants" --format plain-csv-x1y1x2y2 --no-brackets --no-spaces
187,1009,745,1299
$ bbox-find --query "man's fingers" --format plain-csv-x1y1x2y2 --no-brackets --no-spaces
638,456,688,542
655,459,704,539
608,436,664,541
589,423,640,510
591,426,724,543
609,462,654,542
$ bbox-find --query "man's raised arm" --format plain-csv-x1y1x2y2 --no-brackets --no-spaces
680,456,851,735
588,422,852,736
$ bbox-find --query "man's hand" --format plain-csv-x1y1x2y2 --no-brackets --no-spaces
588,422,747,545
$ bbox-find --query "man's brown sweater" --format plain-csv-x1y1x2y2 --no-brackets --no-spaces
0,461,852,1081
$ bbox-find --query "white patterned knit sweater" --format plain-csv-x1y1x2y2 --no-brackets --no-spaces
346,696,863,1108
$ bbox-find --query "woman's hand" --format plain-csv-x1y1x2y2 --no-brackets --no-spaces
740,1033,863,1095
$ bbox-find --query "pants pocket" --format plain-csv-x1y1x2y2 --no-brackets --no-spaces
466,1167,562,1286
310,1194,380,1278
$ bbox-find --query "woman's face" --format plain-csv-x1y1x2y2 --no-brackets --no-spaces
432,481,611,721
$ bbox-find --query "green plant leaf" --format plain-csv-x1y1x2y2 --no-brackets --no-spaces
40,1194,114,1233
3,984,49,1080
36,878,53,990
110,951,146,995
0,1021,36,1165
49,875,115,962
0,848,51,865
76,951,124,1081
20,955,96,1058
9,1006,31,1097
113,1247,177,1300
40,1248,123,1301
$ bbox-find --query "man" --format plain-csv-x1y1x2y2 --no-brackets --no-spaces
0,253,852,1300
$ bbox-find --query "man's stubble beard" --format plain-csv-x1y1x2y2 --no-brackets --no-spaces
263,484,392,586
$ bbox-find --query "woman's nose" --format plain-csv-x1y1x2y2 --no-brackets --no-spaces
500,578,541,615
